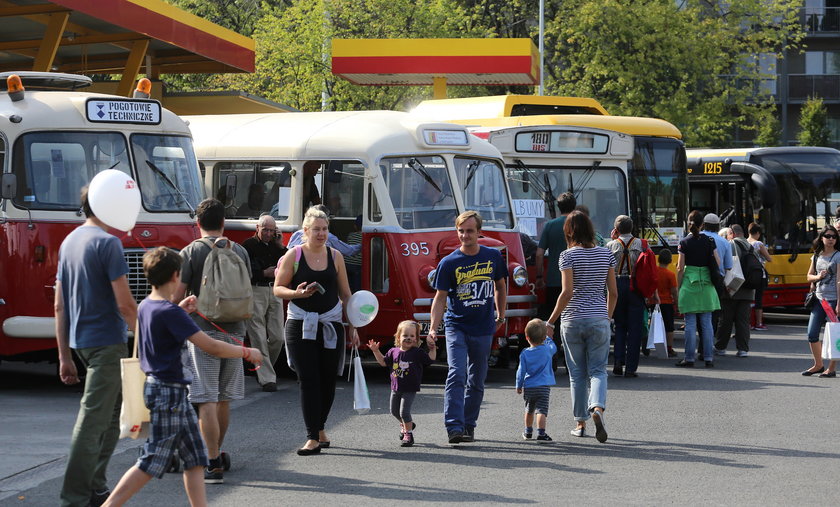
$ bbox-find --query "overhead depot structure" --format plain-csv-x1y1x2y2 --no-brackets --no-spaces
331,38,539,99
0,0,272,111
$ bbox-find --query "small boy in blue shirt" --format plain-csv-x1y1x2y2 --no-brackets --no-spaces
516,319,556,442
105,247,262,506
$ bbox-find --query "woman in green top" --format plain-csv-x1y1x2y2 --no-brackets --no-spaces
675,210,721,368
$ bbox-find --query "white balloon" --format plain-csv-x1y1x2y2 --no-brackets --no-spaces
88,169,141,232
346,290,379,328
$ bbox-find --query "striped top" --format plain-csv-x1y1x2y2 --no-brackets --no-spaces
558,246,616,321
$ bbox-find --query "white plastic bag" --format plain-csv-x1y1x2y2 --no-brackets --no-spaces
822,322,840,360
646,305,668,358
350,346,370,414
724,253,745,295
119,355,150,439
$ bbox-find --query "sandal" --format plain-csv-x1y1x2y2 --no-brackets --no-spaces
818,370,836,378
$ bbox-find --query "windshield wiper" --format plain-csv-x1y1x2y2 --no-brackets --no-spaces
464,160,480,189
569,161,601,200
407,158,442,193
145,160,196,218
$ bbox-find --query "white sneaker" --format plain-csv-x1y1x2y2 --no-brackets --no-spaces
713,347,727,356
570,427,586,437
736,350,748,358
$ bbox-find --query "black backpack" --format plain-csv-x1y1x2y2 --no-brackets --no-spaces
738,240,765,290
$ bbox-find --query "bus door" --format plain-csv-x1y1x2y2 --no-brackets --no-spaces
688,176,746,226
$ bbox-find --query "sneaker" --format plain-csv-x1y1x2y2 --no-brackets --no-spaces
536,433,553,442
261,382,277,392
736,350,749,358
461,427,475,442
713,347,726,356
448,431,464,444
570,427,586,437
612,364,624,376
592,410,608,443
90,488,111,507
667,347,677,358
204,466,223,484
705,360,714,368
522,431,533,440
399,422,416,440
754,324,768,331
401,432,414,447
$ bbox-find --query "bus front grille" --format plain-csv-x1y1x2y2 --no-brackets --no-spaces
124,248,151,303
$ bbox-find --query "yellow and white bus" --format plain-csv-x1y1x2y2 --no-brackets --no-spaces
412,95,688,249
687,146,840,308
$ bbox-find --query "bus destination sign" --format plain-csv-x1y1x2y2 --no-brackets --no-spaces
515,131,609,154
423,129,469,146
86,99,162,125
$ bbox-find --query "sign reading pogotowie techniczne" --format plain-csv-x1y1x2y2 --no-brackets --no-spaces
85,99,162,125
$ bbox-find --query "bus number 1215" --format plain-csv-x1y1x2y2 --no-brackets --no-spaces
703,162,723,174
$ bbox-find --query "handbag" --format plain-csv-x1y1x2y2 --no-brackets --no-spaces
724,252,745,295
805,255,818,310
822,322,840,360
706,237,725,293
119,328,150,439
646,305,668,358
349,346,371,414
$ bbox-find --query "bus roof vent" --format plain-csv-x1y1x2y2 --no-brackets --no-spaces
0,71,92,91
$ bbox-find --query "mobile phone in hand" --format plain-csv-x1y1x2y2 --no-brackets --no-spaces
307,282,325,294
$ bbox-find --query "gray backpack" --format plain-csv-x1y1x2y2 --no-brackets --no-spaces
196,237,253,323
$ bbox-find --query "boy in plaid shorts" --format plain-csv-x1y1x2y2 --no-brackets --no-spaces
104,248,262,507
515,319,556,442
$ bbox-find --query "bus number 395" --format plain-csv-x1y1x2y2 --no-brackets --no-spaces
400,242,430,256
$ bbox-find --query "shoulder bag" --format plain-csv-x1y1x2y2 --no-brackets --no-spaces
805,254,818,310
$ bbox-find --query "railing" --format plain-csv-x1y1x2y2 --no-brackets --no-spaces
788,74,840,100
801,7,840,34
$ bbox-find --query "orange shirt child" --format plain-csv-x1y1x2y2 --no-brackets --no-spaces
657,266,677,304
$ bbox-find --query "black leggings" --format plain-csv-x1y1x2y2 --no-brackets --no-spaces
389,391,417,423
285,319,343,440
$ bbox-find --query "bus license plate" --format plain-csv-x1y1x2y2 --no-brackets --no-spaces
419,322,445,336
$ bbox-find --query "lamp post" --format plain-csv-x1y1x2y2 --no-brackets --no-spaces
539,0,544,95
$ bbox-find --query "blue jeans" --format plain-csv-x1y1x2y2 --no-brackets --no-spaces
444,326,492,433
684,312,714,362
807,299,837,343
613,277,645,373
561,318,611,421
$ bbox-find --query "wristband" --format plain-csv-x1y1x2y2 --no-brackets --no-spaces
495,317,505,324
545,321,555,328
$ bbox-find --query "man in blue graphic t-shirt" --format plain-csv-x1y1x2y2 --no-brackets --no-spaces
429,210,508,444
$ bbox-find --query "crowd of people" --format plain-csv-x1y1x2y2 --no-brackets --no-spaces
54,184,832,506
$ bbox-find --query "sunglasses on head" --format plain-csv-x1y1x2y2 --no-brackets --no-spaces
824,234,838,239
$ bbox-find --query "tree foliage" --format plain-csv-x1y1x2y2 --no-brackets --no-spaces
798,96,832,147
753,106,782,147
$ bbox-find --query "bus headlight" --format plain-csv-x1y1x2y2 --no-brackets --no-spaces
426,268,437,289
512,265,528,287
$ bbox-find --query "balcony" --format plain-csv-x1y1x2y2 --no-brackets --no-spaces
802,7,840,35
788,74,840,101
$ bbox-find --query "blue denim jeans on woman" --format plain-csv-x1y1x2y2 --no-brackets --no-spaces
807,299,837,343
444,326,492,434
561,318,611,421
684,312,714,362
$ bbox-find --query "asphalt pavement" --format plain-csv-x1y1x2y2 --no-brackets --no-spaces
1,313,837,506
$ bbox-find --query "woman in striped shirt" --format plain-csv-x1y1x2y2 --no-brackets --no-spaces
546,211,618,443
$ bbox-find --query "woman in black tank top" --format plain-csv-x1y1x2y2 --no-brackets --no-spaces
274,207,359,455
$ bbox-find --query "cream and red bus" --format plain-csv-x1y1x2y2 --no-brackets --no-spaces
687,146,840,307
185,111,535,360
0,72,203,363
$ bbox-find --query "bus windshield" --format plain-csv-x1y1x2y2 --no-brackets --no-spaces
12,131,132,210
753,151,840,253
507,163,626,238
454,156,514,229
131,134,203,213
380,155,458,229
631,137,688,243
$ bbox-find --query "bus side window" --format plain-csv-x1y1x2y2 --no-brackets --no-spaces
370,236,389,293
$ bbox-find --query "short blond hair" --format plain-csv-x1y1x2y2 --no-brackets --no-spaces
302,206,329,231
455,210,482,230
525,318,547,344
393,320,421,347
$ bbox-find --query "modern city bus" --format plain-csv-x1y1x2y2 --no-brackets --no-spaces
0,72,203,363
185,111,535,359
686,146,840,307
412,95,689,250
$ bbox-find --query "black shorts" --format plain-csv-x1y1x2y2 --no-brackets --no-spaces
659,303,675,333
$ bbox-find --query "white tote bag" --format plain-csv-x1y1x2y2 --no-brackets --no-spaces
822,322,840,361
119,329,150,439
646,305,668,358
724,253,745,295
350,346,371,414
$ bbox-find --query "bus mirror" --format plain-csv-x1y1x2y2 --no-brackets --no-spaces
522,179,529,193
1,173,16,199
730,161,777,209
326,161,342,183
223,174,237,204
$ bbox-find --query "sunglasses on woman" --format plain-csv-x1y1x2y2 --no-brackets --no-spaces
823,234,838,239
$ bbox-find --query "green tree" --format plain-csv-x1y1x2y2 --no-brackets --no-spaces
543,0,803,146
798,96,832,147
753,106,782,147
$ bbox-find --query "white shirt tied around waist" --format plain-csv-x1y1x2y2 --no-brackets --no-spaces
285,301,347,375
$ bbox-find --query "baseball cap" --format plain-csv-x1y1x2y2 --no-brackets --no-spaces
703,213,720,225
